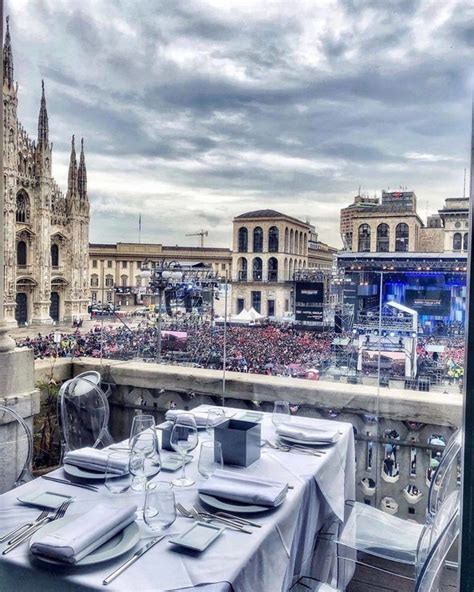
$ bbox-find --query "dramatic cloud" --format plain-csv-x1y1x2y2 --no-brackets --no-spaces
9,0,474,247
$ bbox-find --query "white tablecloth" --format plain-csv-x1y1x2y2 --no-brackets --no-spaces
0,406,355,592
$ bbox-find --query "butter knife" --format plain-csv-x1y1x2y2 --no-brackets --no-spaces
102,536,165,586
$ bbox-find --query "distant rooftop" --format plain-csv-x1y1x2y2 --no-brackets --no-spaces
234,209,308,226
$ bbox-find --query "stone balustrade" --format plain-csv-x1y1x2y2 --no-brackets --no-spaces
36,356,462,523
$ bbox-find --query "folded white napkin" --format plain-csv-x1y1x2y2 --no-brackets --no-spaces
30,503,137,564
276,423,339,444
64,447,129,475
198,469,288,507
165,409,222,427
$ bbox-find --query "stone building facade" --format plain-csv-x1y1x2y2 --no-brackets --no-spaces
89,243,232,307
3,19,90,325
231,209,311,317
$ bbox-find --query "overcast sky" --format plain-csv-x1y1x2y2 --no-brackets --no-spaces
9,0,474,248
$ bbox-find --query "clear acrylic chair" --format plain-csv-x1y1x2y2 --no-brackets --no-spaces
0,405,34,493
334,427,461,571
59,373,114,456
290,577,340,591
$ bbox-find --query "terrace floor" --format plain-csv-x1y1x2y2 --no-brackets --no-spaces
347,555,458,591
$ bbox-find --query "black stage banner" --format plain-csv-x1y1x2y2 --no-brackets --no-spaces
295,281,324,328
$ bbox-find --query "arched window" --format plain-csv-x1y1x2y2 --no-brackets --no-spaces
290,229,294,253
90,274,99,287
51,244,59,267
295,232,299,254
253,227,263,252
376,223,390,252
268,226,279,252
395,223,409,252
16,191,29,223
17,241,27,266
299,232,303,254
252,257,263,281
238,227,248,252
284,258,288,279
284,228,289,252
303,233,307,253
453,232,462,251
121,275,128,287
237,257,248,281
289,259,294,279
105,275,114,287
268,257,278,281
358,224,371,252
463,233,468,251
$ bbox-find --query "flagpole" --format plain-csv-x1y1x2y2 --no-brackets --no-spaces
138,213,141,244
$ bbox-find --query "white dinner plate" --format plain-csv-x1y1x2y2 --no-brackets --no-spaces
278,434,339,447
63,463,108,481
29,516,140,566
199,492,285,514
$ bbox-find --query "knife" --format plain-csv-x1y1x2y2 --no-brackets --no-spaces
102,536,165,585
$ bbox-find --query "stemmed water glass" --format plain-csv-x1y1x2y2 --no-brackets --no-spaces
170,413,199,487
129,431,161,516
130,414,155,448
272,400,291,427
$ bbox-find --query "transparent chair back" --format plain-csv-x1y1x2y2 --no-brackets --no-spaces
59,375,114,454
0,405,33,493
415,504,459,592
426,429,462,520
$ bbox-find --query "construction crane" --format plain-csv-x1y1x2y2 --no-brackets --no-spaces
185,229,208,248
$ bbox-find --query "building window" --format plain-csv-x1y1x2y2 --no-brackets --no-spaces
105,275,114,287
267,299,275,316
395,223,409,252
17,241,27,266
237,257,248,281
121,275,128,287
91,292,97,302
464,233,469,251
16,192,29,223
268,226,279,252
92,260,98,268
136,261,141,270
238,227,248,252
358,224,371,252
221,263,226,270
107,260,113,268
252,257,263,281
51,244,59,267
106,292,113,303
376,223,390,252
253,227,263,252
453,232,462,251
237,298,245,314
122,261,127,269
90,274,99,287
268,257,278,282
251,290,261,313
290,229,294,253
284,227,289,252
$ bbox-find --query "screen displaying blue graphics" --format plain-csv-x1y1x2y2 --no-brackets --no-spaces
295,281,324,328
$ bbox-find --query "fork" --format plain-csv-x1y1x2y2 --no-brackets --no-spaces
3,500,72,554
176,503,251,534
0,510,48,543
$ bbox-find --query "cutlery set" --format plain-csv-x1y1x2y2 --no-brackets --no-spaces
265,439,326,457
176,503,259,534
2,500,72,555
41,475,99,492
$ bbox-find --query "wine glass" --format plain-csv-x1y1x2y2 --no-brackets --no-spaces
272,400,291,427
170,414,198,487
129,414,155,448
198,441,223,479
205,408,225,436
144,482,177,531
129,431,161,516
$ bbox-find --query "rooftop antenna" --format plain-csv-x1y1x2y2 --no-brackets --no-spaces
464,167,467,198
138,213,142,244
358,184,361,196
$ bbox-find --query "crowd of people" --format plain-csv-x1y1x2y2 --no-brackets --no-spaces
16,322,465,382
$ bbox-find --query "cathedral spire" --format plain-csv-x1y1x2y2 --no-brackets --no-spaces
67,134,78,197
37,80,49,148
78,138,87,200
3,16,14,89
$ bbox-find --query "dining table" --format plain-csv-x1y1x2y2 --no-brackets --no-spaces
0,405,355,592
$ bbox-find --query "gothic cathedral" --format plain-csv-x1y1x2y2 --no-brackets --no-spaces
3,18,90,326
